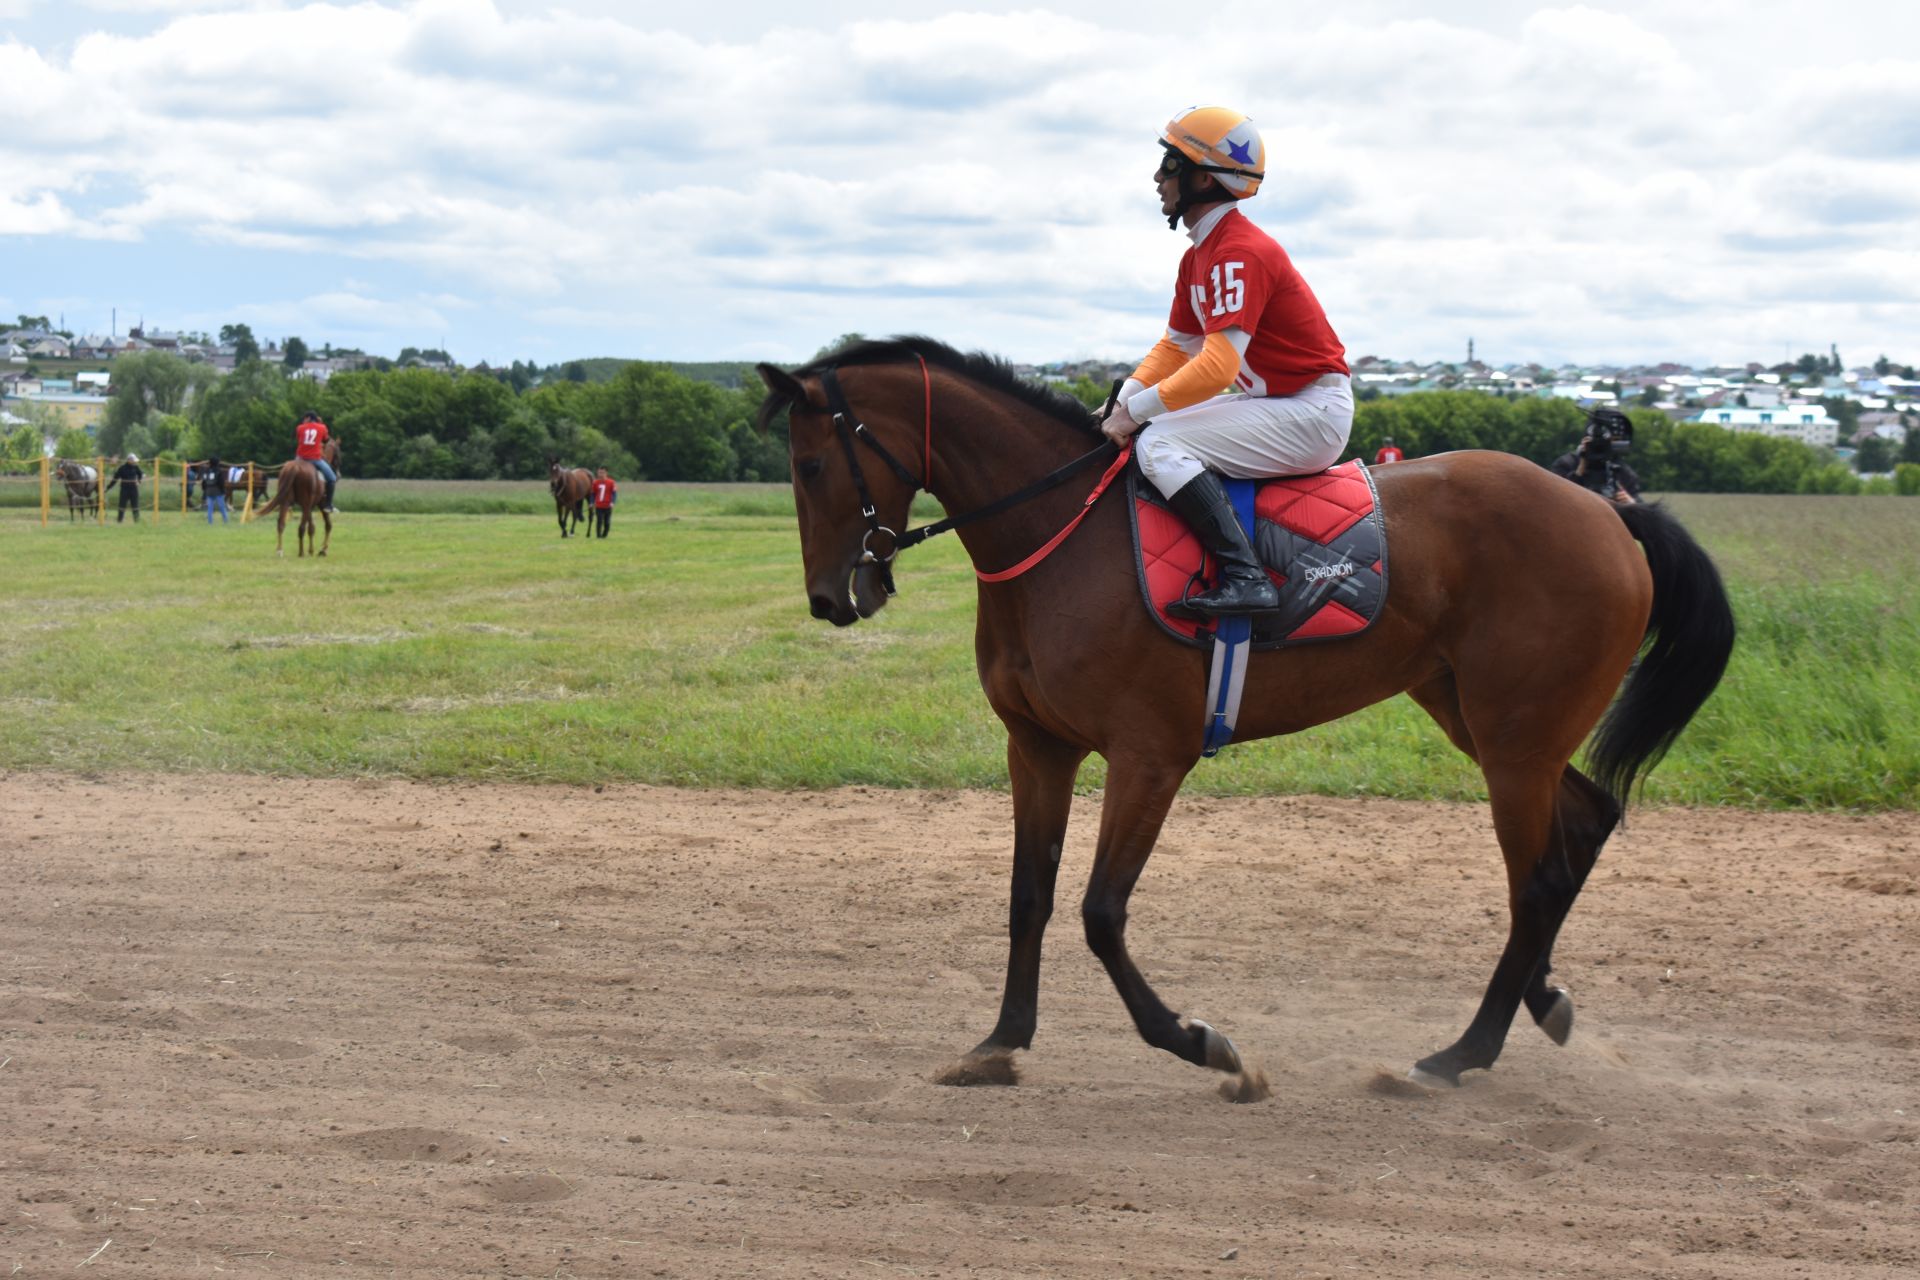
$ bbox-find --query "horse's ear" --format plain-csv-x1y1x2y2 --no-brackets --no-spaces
756,363,805,403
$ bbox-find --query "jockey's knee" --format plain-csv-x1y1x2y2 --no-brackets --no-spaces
1135,430,1204,498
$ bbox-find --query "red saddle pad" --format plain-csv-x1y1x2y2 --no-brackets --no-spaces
1130,460,1389,649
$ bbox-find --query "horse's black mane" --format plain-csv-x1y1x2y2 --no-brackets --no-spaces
758,335,1101,437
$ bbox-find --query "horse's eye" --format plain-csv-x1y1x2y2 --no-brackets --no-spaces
797,458,824,480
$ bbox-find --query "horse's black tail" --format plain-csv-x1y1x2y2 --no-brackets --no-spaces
1586,502,1736,810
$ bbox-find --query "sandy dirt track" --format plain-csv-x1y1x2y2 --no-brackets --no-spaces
2,774,1916,1279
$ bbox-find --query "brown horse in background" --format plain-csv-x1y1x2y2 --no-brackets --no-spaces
757,336,1735,1096
55,460,98,522
255,439,341,557
548,459,591,537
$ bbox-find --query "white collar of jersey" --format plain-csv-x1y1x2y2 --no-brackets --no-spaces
1187,203,1237,246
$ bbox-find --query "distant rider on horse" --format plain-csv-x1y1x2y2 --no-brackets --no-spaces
296,411,337,512
1098,105,1353,620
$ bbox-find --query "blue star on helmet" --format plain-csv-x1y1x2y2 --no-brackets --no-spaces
1225,138,1255,166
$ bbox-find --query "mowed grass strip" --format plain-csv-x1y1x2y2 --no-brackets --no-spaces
0,488,1914,808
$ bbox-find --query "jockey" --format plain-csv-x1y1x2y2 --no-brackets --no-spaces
1100,105,1353,620
295,411,336,512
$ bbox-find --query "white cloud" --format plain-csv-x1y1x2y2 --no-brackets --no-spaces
2,1,1918,363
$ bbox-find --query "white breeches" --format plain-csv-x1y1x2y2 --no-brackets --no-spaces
1134,373,1355,498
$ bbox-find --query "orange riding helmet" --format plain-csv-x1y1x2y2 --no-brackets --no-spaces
1160,105,1265,199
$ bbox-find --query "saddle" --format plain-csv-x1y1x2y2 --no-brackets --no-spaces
1129,459,1388,649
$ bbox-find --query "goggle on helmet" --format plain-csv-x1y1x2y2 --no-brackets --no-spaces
1159,105,1265,199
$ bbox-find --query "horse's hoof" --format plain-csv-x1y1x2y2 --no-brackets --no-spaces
1406,1064,1458,1090
1538,988,1574,1046
1217,1067,1272,1104
1185,1018,1243,1074
933,1052,1019,1088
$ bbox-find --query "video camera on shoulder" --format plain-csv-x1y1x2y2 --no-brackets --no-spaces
1581,406,1634,460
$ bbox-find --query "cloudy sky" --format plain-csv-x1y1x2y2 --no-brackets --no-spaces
3,1,1916,369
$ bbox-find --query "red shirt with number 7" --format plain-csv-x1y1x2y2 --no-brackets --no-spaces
1166,207,1347,398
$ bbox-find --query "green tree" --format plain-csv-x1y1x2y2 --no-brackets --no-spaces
1894,463,1920,496
602,362,737,481
1853,435,1895,473
149,413,194,457
195,359,291,463
283,336,310,370
1061,374,1113,411
14,314,52,332
394,433,459,479
122,422,158,461
99,351,213,453
54,426,96,458
1900,424,1920,466
220,323,260,363
493,407,558,480
812,333,867,361
4,423,42,461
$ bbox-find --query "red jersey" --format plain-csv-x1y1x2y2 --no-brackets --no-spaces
295,420,330,460
1374,445,1404,464
1167,207,1347,397
591,478,617,509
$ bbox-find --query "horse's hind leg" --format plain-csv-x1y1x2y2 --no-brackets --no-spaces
959,722,1086,1069
1407,755,1574,1088
1522,766,1620,1044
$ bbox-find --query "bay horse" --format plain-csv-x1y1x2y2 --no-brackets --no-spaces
255,438,340,558
55,460,98,522
757,337,1734,1094
548,459,591,537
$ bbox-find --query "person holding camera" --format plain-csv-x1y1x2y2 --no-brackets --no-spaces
1552,407,1641,504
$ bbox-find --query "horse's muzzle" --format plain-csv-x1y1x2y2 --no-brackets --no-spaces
807,563,888,627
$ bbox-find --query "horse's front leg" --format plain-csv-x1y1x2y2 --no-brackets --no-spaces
318,510,332,557
955,723,1086,1074
1082,752,1265,1095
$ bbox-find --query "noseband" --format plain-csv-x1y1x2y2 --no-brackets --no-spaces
811,363,1127,596
819,362,930,597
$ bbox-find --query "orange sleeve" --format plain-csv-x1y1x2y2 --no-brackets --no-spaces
1128,337,1191,388
1149,331,1240,413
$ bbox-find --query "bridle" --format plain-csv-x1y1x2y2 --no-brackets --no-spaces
812,360,1130,596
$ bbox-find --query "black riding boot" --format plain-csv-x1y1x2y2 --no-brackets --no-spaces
1163,471,1279,620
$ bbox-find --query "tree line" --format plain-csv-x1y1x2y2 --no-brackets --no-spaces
1059,375,1920,496
70,352,787,484
11,348,1916,497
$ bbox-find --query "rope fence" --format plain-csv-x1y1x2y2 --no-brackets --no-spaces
0,456,290,526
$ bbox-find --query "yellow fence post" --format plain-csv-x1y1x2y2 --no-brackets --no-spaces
181,460,188,515
96,456,105,525
153,459,160,520
40,455,50,527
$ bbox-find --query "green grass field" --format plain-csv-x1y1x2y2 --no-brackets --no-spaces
0,484,1913,808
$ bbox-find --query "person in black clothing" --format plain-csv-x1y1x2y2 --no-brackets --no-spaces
202,456,230,524
1550,408,1640,504
107,454,145,522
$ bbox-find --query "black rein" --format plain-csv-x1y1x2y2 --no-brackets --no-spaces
817,366,1123,597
